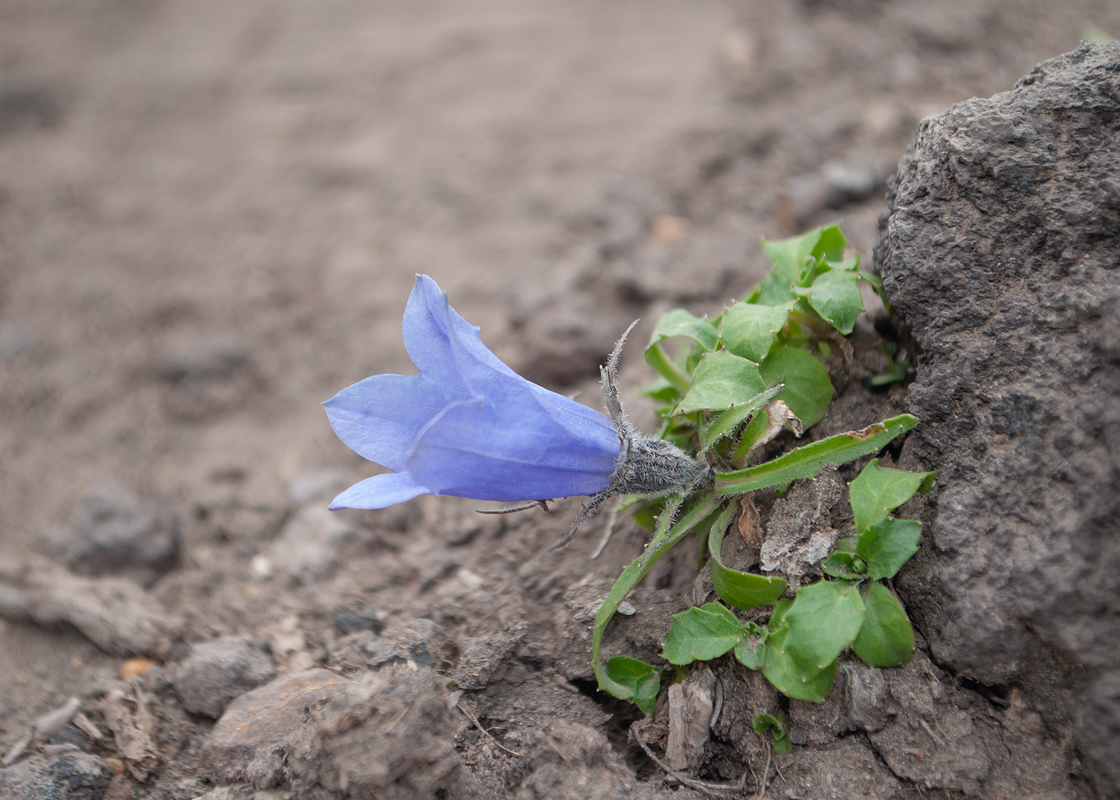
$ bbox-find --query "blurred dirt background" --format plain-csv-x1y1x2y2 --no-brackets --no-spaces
2,1,1119,798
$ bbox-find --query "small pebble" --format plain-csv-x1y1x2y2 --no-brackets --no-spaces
334,606,381,635
121,657,153,681
266,505,355,578
248,554,272,580
650,214,689,243
174,636,275,719
0,751,112,800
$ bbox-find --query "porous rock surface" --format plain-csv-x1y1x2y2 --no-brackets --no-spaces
876,40,1120,796
202,666,461,799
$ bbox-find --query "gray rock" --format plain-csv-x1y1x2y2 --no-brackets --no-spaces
875,40,1120,797
0,752,111,800
366,618,441,669
202,666,460,799
265,505,355,579
46,481,180,587
331,604,380,636
511,721,635,800
202,669,350,788
453,622,528,690
43,753,111,800
175,636,275,719
778,737,902,800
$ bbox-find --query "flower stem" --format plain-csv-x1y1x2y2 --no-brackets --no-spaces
645,342,692,395
591,492,725,701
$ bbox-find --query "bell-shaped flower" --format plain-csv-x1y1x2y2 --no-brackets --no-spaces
324,275,621,510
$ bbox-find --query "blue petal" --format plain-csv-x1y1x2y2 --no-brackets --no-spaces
329,471,430,510
404,275,521,392
406,391,620,502
408,274,599,410
408,275,559,404
323,374,455,472
328,274,623,511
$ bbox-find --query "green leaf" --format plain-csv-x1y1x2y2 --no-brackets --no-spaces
852,583,915,667
857,518,921,580
701,386,784,452
758,347,834,428
762,228,823,285
781,580,866,680
752,713,792,755
834,536,859,553
811,223,848,263
662,603,746,665
644,309,717,396
602,657,661,717
857,269,883,291
824,254,860,273
679,351,767,413
715,414,919,496
645,343,692,396
646,308,720,352
656,417,698,453
769,597,794,627
820,551,865,580
807,269,863,335
746,272,798,306
849,460,935,534
649,307,716,349
641,374,680,404
858,269,893,314
720,302,794,362
731,400,802,462
708,515,788,610
734,628,767,670
871,353,909,387
630,497,667,532
763,622,838,703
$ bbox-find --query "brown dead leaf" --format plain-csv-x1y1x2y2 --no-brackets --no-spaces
666,667,716,771
737,493,761,548
102,687,160,781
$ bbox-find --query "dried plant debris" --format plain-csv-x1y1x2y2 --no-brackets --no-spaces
0,561,180,656
102,686,161,782
665,667,715,771
758,464,846,589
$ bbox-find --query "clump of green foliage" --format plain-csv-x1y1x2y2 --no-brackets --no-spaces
592,224,933,720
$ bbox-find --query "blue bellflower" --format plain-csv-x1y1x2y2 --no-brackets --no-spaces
324,275,623,511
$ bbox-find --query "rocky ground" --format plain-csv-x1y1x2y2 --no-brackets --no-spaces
1,1,1119,798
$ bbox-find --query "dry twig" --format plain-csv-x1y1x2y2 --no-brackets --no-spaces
630,719,751,797
457,703,522,758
